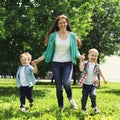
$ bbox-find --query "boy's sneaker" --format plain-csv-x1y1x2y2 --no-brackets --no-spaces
69,98,77,109
81,109,86,112
81,109,88,114
29,103,33,107
20,107,25,112
94,107,100,114
59,106,64,111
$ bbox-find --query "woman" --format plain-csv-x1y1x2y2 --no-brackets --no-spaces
32,14,82,110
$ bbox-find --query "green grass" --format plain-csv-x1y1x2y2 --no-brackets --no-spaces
0,79,120,120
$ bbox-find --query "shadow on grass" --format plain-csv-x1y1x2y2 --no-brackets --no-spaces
71,84,109,90
100,89,120,96
36,81,55,85
0,86,51,99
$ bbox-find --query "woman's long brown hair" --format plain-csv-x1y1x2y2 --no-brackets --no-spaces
45,14,82,48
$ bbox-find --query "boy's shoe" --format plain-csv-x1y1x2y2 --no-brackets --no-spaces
20,107,25,112
29,103,34,107
94,107,100,114
69,98,77,109
59,106,64,111
81,109,87,114
81,109,86,112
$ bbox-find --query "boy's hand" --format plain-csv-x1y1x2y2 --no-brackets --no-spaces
104,80,107,84
80,54,85,62
78,82,83,87
31,60,38,65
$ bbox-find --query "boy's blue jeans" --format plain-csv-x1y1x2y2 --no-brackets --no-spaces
52,62,73,107
81,84,97,111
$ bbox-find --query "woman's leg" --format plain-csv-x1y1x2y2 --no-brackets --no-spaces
62,62,73,99
52,62,63,108
62,62,77,109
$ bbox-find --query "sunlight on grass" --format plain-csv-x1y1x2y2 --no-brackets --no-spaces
0,79,120,120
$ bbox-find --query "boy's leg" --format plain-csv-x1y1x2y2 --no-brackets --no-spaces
90,86,96,108
20,86,26,109
26,86,34,106
90,86,100,113
81,84,90,111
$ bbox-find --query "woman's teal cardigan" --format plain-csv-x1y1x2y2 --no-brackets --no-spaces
42,32,81,64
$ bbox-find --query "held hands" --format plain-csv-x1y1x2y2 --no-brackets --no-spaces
31,59,38,66
31,61,37,67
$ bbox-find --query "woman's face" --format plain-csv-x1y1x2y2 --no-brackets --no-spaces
58,18,68,30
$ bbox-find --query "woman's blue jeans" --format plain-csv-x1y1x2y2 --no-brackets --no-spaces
52,62,73,107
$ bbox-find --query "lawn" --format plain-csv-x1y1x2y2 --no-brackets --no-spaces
0,79,120,120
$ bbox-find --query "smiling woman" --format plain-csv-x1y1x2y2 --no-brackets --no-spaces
100,55,120,82
31,14,83,110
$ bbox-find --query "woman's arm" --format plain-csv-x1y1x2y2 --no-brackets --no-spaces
32,55,45,65
36,55,45,64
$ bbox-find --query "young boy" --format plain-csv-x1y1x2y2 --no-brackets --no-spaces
16,52,38,112
78,48,107,113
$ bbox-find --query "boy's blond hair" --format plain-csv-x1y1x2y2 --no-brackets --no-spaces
88,48,99,56
19,52,32,63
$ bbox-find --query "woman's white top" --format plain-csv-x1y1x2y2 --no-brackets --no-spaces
52,33,71,62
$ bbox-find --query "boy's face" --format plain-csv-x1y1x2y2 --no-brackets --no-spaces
20,55,29,66
88,51,98,63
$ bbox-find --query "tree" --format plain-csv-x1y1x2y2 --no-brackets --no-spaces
81,0,120,60
0,0,119,79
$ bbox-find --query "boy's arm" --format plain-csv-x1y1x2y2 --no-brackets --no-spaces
32,63,38,74
79,60,84,72
98,69,107,84
79,54,85,72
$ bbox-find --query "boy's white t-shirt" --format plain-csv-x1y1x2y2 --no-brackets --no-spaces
20,66,29,86
84,62,96,85
52,33,71,62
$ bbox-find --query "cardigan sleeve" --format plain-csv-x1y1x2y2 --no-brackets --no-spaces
76,50,81,59
42,32,56,62
42,34,53,58
70,32,81,63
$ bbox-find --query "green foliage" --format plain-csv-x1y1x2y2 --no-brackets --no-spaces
0,79,120,120
81,0,120,61
0,0,120,77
